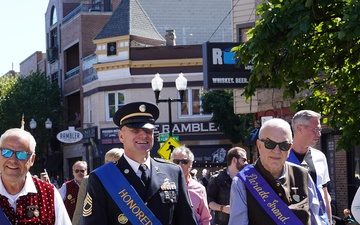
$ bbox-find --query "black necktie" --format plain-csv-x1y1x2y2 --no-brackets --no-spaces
139,164,148,187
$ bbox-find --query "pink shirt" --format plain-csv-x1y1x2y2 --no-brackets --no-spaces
187,177,212,225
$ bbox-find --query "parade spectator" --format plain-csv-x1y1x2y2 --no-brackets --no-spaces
229,118,322,225
190,168,198,181
40,172,50,183
0,128,71,224
207,146,248,225
81,102,198,225
50,176,59,188
72,148,124,225
288,110,332,225
59,161,87,220
200,169,210,190
343,208,358,224
171,145,212,225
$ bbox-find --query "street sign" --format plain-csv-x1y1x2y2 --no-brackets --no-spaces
158,133,179,142
157,136,181,160
57,126,83,143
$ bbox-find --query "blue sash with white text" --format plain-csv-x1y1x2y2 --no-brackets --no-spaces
94,162,162,225
0,206,11,225
238,165,304,225
287,151,330,225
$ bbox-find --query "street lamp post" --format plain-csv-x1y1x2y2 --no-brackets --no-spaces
30,118,53,153
45,118,53,129
151,72,187,137
29,118,53,172
30,118,53,131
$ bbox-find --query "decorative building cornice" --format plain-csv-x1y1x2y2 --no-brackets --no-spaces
93,58,203,71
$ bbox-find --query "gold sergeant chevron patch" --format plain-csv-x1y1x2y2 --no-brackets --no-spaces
83,193,93,217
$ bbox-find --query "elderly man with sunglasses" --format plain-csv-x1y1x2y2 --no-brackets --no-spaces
229,118,322,225
0,128,71,224
58,160,87,221
171,145,212,225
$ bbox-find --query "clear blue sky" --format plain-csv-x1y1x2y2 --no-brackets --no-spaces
0,1,48,76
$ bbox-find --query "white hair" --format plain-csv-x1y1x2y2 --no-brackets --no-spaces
259,118,293,142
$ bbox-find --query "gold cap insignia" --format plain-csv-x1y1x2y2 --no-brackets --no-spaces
139,104,146,112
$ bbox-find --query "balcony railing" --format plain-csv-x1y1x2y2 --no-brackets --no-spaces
62,4,112,25
65,66,80,80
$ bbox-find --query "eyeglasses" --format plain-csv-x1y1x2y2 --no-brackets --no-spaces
74,169,86,173
1,148,33,161
259,139,292,151
172,159,190,165
302,125,322,133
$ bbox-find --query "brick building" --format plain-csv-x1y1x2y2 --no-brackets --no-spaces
37,0,233,180
19,51,46,76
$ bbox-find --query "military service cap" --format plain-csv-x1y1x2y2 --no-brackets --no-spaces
113,102,159,129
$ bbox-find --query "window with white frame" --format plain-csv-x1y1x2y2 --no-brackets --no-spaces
180,88,210,117
107,91,125,120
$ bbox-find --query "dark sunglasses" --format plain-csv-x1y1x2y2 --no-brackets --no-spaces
173,159,190,165
259,139,292,151
74,169,86,173
1,148,33,161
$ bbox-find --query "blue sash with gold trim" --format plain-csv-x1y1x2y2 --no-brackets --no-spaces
0,206,11,225
287,150,330,225
94,162,162,225
238,165,304,225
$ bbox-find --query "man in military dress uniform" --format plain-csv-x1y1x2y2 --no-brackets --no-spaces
81,102,198,225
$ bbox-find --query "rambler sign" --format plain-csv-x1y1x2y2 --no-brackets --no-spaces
202,42,252,89
100,122,220,145
154,122,219,134
57,126,83,143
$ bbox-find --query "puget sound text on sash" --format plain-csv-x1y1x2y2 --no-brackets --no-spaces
118,189,153,225
246,173,290,223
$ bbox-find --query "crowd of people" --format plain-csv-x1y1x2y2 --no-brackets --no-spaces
0,101,359,225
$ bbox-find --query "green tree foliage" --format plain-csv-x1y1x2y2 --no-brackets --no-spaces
201,89,254,143
233,0,360,151
0,71,63,173
0,72,62,133
0,75,18,100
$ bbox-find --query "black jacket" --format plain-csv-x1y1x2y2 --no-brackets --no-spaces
207,168,231,225
81,156,198,225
